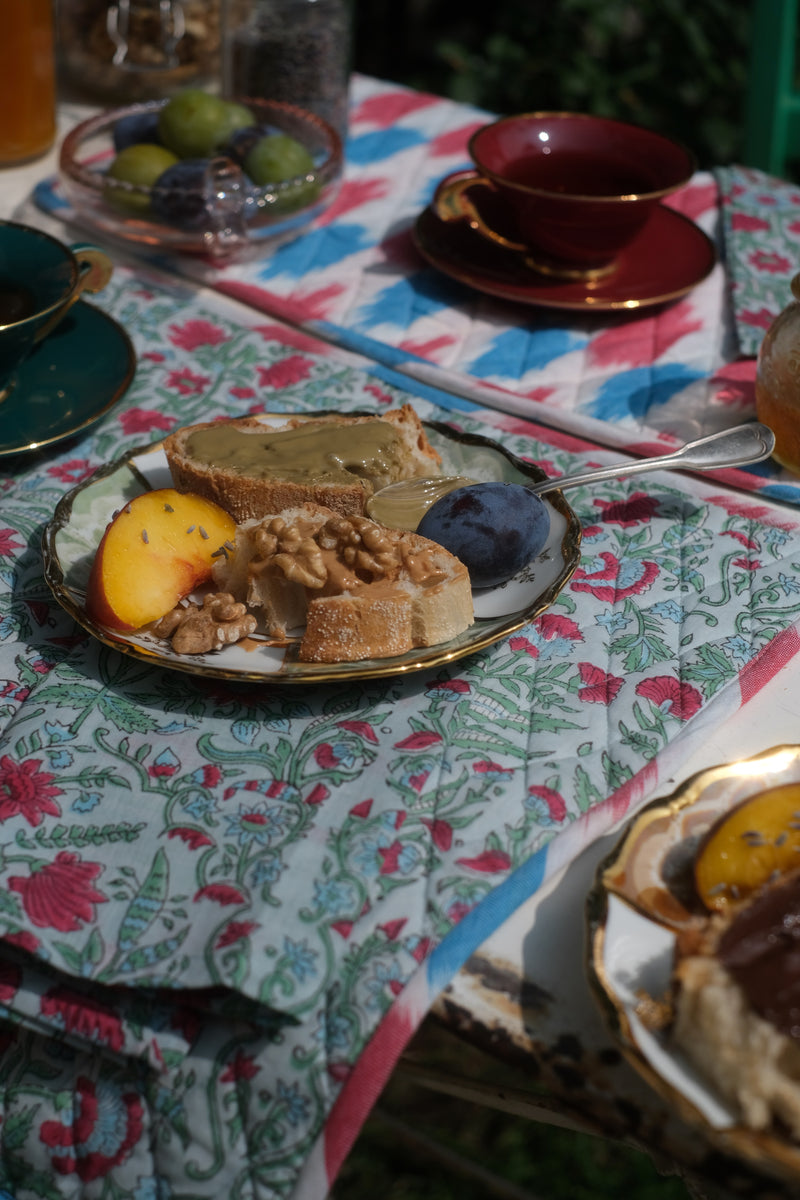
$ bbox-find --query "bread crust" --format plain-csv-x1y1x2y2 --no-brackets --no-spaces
163,406,442,522
212,502,474,662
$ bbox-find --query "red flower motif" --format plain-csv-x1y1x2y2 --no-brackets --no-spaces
166,826,214,849
393,731,442,749
571,552,659,601
39,1075,143,1181
45,460,96,486
215,920,259,949
119,406,174,435
592,492,660,526
740,307,778,331
732,556,761,571
230,385,256,399
9,852,106,931
0,528,22,554
577,662,624,704
338,719,379,743
378,840,405,874
315,743,343,769
168,318,229,349
164,368,210,395
748,249,792,274
527,785,567,822
535,613,583,641
635,676,703,720
0,754,62,826
40,986,125,1052
349,799,373,819
456,848,512,873
508,634,538,657
305,783,329,805
730,213,771,232
422,818,453,851
3,929,40,954
220,1051,259,1082
0,963,21,1003
193,883,246,905
256,355,314,389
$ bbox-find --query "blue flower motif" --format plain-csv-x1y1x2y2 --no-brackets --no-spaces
232,719,260,745
49,748,74,770
723,634,756,667
72,792,101,814
395,843,421,875
183,791,215,819
312,877,357,917
779,571,800,596
43,719,75,744
364,959,405,1009
651,599,684,623
282,936,317,984
250,855,283,887
277,1079,310,1127
351,831,392,876
314,1009,351,1051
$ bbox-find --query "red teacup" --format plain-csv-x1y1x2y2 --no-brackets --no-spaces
440,112,695,280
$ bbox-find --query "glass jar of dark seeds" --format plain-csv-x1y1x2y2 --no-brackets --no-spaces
221,0,350,143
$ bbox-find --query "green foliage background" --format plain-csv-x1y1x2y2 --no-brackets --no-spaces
353,0,752,168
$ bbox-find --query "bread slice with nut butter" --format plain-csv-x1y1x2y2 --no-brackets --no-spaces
163,405,443,523
211,502,474,662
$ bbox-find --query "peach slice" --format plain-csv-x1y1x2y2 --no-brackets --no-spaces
694,782,800,912
86,488,236,631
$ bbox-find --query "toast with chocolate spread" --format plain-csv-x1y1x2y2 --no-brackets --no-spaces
163,406,442,522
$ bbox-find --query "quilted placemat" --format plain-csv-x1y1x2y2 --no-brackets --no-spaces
27,75,800,512
3,266,800,1197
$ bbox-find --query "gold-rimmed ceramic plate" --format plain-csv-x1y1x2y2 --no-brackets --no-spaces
587,744,800,1187
42,414,582,684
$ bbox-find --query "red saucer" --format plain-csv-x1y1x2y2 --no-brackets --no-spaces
413,172,717,312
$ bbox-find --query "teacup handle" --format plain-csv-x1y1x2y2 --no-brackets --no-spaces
432,171,528,254
34,244,114,344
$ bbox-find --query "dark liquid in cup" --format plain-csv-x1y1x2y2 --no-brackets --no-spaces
503,153,656,196
0,280,37,325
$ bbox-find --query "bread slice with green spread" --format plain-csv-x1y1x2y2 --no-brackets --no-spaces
163,405,442,522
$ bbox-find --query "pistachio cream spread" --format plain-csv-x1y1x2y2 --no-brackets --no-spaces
185,421,404,486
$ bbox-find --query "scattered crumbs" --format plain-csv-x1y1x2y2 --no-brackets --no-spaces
708,882,728,896
112,508,120,520
164,503,174,512
186,525,196,534
142,529,149,544
199,526,209,540
740,830,765,846
776,831,789,846
211,546,228,559
124,503,132,514
224,540,235,551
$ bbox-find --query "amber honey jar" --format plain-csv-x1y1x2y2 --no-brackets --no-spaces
756,273,800,475
0,0,56,166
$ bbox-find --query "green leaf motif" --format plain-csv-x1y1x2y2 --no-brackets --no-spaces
1,1105,38,1151
118,847,169,949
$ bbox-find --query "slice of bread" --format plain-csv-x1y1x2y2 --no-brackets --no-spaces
163,405,442,522
212,502,474,662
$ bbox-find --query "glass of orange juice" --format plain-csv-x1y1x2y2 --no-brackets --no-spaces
0,0,56,167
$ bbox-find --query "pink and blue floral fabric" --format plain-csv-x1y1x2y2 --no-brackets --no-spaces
3,266,800,1196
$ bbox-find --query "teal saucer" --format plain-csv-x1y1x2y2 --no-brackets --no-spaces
0,300,135,457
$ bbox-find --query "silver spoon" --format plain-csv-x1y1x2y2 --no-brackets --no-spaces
367,423,776,529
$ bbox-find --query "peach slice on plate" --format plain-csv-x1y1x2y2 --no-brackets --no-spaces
694,781,800,912
86,488,236,631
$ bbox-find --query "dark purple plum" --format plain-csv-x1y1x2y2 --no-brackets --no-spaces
417,482,551,588
219,124,276,167
112,111,162,152
150,159,211,230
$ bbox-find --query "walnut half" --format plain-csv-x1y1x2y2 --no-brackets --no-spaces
152,593,257,655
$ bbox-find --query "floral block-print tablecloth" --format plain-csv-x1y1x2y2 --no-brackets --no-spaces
4,267,800,1197
28,76,800,509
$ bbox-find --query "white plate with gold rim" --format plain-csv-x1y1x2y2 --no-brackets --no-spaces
587,744,800,1187
42,414,582,684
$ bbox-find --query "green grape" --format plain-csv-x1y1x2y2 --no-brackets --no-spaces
244,133,315,186
105,143,179,212
158,90,246,159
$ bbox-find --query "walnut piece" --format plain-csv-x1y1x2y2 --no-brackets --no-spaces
152,593,256,655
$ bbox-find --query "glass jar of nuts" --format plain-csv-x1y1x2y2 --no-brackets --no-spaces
56,0,221,102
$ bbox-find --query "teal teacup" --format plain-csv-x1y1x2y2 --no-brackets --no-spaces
0,220,113,400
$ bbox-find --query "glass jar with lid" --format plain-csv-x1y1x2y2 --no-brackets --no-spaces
221,0,351,142
56,0,221,102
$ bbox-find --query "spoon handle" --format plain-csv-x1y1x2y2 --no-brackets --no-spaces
529,423,776,496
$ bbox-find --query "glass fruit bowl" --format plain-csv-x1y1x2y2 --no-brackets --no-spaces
58,96,343,262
